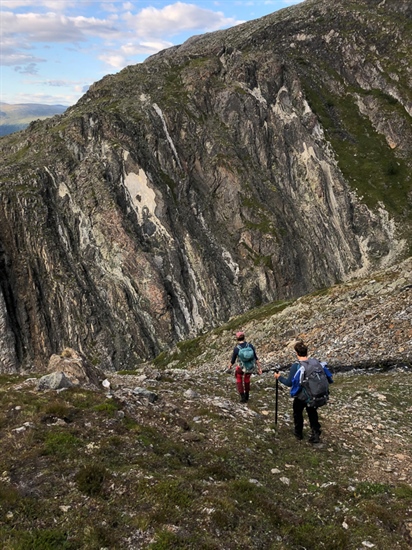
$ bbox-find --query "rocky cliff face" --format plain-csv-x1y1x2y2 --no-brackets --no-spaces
0,0,411,371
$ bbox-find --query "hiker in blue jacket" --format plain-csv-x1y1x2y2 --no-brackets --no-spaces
228,331,262,403
274,341,333,443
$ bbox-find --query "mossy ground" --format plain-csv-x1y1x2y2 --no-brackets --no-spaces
0,368,411,549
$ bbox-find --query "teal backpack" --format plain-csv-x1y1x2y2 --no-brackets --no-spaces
237,343,256,373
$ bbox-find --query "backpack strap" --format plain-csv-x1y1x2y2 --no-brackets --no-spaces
237,342,249,350
297,360,308,383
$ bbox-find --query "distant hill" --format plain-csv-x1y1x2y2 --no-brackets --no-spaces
0,102,67,136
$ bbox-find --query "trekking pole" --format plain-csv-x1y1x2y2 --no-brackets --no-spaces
274,367,279,426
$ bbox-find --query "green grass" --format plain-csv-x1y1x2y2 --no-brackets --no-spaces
0,369,411,549
301,74,411,225
4,529,74,550
42,431,84,458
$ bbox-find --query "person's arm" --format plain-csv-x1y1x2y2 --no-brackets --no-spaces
251,343,262,374
228,347,239,370
323,365,334,384
274,363,298,387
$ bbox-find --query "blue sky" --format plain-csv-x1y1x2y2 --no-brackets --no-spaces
0,0,303,107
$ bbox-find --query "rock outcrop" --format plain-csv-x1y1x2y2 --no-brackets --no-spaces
35,347,105,390
0,0,411,371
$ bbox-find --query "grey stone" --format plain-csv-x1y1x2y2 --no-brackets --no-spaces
132,387,158,403
184,389,199,399
36,372,74,391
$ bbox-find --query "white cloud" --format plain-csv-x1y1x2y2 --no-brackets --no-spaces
121,40,173,56
1,11,118,43
98,36,172,68
15,62,39,75
1,1,77,9
44,80,69,87
125,2,242,39
1,38,46,67
100,2,120,13
1,3,236,52
1,2,244,75
98,53,127,69
30,77,87,88
4,77,91,105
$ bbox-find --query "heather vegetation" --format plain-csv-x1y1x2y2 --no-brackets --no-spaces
0,358,411,549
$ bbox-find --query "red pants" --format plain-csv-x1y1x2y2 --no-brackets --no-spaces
235,366,251,394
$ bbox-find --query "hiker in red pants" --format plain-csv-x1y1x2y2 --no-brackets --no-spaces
228,331,262,403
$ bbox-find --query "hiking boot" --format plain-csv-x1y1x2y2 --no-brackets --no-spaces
309,430,321,443
244,392,249,402
240,393,246,403
294,431,303,441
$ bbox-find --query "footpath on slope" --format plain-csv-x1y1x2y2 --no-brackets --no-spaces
108,255,412,494
108,362,412,490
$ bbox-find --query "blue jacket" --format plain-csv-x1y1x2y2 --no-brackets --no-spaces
278,359,333,397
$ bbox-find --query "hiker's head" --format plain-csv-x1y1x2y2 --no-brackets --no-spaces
294,341,308,357
236,331,245,341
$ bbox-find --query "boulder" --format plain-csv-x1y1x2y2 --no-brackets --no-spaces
47,348,104,388
132,387,158,403
36,372,74,391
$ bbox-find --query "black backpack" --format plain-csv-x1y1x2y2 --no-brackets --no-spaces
298,359,330,408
